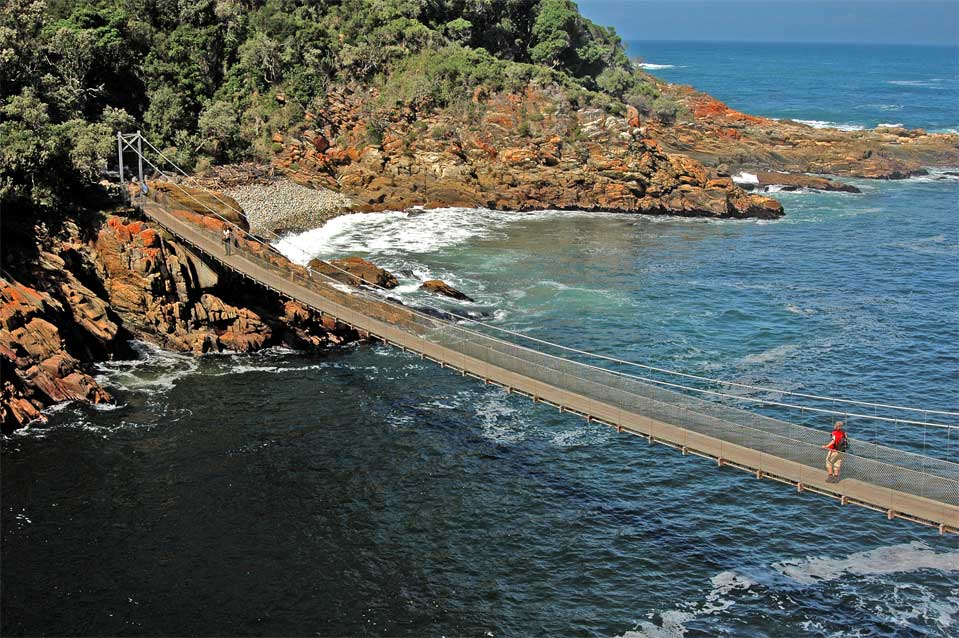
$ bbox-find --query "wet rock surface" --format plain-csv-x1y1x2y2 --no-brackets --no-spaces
420,279,474,302
737,172,861,193
307,256,399,289
1,214,358,432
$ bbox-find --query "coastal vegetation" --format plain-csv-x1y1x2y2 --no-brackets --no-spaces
1,0,666,218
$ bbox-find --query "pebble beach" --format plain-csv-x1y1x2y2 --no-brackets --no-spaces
224,179,353,233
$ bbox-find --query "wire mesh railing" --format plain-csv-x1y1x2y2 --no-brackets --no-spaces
137,191,959,515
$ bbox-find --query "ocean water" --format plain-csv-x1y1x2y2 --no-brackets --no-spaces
3,43,959,636
629,41,959,132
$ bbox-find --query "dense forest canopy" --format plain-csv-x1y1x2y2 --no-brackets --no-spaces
1,0,664,217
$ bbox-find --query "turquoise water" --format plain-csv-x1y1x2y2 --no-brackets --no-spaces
3,43,959,636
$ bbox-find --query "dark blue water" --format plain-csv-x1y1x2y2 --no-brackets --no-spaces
628,41,959,132
3,43,959,636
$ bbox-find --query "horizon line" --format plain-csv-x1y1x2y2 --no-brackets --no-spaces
624,37,959,48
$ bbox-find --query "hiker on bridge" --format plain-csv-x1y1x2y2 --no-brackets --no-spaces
822,420,848,483
222,226,233,256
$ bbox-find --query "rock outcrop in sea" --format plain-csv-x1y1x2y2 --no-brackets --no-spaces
646,86,958,179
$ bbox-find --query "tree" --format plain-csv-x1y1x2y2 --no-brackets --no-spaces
529,0,576,67
197,99,242,160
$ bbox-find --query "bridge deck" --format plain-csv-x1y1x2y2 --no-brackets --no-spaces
139,197,959,534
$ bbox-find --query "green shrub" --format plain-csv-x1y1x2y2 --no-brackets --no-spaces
652,97,680,123
366,119,387,145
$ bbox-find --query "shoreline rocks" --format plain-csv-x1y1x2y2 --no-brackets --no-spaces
1,212,360,432
735,171,861,193
646,83,959,180
269,86,784,221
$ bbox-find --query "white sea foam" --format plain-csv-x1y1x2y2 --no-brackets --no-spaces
474,394,528,443
95,341,199,392
272,207,622,264
888,79,951,89
774,541,959,585
876,122,904,128
899,167,959,183
731,172,759,185
739,344,800,366
211,363,331,377
637,62,675,70
619,571,756,638
621,543,959,638
792,119,866,132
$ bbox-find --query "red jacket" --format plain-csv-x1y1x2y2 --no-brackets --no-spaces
826,429,846,451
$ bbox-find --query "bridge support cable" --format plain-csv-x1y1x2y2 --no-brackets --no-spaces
124,135,959,506
127,137,959,442
126,132,959,425
134,189,959,532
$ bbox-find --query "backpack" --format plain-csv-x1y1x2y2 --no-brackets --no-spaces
836,432,849,453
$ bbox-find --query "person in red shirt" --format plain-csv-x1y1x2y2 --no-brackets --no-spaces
821,420,847,483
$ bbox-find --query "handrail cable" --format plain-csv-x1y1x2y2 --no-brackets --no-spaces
133,155,959,432
131,141,959,430
139,138,959,419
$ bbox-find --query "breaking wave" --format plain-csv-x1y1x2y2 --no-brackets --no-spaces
792,119,866,132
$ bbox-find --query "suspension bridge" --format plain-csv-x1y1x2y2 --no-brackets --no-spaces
117,132,959,534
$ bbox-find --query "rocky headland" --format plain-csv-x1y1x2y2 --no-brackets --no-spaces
646,82,958,180
268,85,786,222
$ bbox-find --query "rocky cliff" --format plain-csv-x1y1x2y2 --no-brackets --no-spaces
1,209,357,432
270,85,784,221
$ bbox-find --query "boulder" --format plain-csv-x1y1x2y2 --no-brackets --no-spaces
148,181,250,231
308,256,398,289
420,280,474,302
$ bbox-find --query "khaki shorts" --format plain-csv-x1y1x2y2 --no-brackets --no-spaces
827,450,844,470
